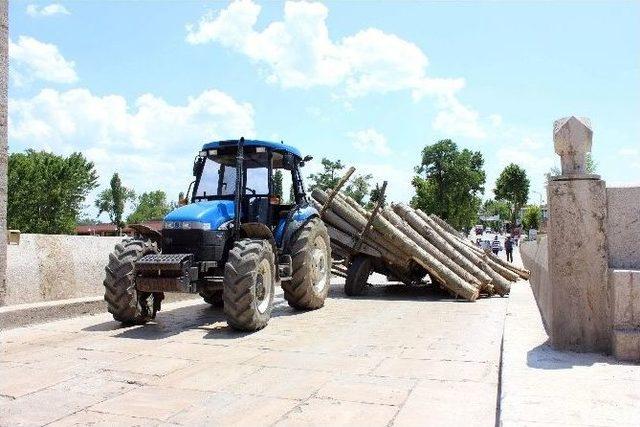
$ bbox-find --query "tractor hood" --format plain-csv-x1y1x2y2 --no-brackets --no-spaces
163,200,235,230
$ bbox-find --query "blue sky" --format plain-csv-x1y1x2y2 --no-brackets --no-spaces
8,0,640,217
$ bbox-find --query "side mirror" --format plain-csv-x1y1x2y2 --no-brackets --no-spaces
299,155,313,167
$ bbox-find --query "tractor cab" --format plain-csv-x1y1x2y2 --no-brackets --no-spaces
103,138,331,332
189,139,310,232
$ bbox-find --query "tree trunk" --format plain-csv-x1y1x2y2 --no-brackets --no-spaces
393,204,493,291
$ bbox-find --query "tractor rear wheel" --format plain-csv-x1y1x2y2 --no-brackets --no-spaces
223,239,275,331
199,288,224,307
282,218,331,310
103,238,159,324
345,255,372,296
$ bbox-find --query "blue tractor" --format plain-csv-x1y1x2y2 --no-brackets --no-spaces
103,138,331,331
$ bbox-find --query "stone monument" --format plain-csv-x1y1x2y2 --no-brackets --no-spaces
547,116,611,353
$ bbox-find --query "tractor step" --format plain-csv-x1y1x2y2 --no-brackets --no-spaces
135,253,198,293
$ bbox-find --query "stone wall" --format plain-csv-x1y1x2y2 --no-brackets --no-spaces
606,187,640,269
520,238,552,334
5,234,122,305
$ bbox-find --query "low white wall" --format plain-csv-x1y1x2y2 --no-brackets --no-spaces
520,237,552,334
5,234,123,305
607,187,640,269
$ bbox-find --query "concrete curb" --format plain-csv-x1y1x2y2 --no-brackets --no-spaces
0,294,200,330
0,297,106,329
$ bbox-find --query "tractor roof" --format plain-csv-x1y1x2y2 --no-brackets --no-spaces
202,139,302,158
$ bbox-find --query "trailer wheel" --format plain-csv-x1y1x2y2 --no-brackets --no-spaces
345,256,372,296
103,238,159,325
282,218,331,310
223,239,275,331
199,288,224,307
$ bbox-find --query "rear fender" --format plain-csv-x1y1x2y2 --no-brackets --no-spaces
129,224,162,248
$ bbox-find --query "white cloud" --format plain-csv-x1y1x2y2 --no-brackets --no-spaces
186,0,484,139
9,88,255,212
9,36,78,85
352,163,414,203
489,114,503,127
26,3,70,17
349,128,391,156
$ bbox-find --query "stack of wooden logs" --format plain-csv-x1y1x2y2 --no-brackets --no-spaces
311,185,530,302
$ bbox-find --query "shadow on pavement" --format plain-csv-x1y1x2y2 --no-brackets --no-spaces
525,341,631,369
329,281,491,303
82,296,308,340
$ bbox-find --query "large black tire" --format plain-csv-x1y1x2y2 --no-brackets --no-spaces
199,288,224,307
223,239,275,331
282,218,331,310
104,238,159,324
344,256,372,296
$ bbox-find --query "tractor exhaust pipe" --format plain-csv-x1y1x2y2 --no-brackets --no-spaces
234,137,245,239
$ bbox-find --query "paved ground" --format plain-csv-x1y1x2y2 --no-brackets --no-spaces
1,276,507,426
500,273,640,426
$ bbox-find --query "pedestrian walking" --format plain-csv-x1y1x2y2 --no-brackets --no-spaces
491,236,502,256
505,235,514,263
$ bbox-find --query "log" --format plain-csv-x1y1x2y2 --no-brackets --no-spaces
430,214,461,236
369,208,478,300
312,191,413,267
381,208,482,288
393,204,493,291
415,210,511,295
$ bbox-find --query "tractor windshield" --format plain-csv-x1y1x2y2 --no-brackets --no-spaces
194,149,270,200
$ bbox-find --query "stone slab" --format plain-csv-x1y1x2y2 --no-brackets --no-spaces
612,328,640,362
610,269,640,329
606,187,640,269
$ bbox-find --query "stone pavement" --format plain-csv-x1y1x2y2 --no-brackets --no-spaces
499,271,640,426
1,277,507,426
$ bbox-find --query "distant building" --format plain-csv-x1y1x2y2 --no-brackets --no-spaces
75,220,163,236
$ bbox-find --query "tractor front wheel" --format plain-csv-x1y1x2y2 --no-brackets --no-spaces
103,238,159,325
223,239,275,331
282,218,331,310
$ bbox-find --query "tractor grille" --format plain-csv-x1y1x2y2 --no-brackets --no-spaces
162,229,228,262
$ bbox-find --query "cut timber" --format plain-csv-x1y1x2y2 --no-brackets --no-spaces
393,204,493,292
381,208,482,289
415,210,512,295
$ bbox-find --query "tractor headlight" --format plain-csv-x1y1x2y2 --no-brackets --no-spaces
163,221,211,231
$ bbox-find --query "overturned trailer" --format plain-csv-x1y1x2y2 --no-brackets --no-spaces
311,169,530,301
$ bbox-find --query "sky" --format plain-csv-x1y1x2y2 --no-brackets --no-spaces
7,0,640,219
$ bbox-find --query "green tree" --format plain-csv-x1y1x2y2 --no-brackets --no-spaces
367,182,386,209
410,139,486,230
273,170,283,199
494,164,530,225
95,173,135,228
308,158,344,191
345,174,373,206
8,150,98,234
522,205,542,231
127,190,171,224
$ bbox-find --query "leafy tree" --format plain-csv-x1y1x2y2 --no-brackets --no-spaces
494,164,530,225
481,199,511,221
345,174,373,206
273,170,283,199
367,182,386,209
522,205,542,231
410,139,486,230
8,150,98,234
308,158,344,191
95,173,135,228
127,190,171,224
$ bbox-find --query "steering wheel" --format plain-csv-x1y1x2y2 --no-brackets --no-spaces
245,186,257,195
